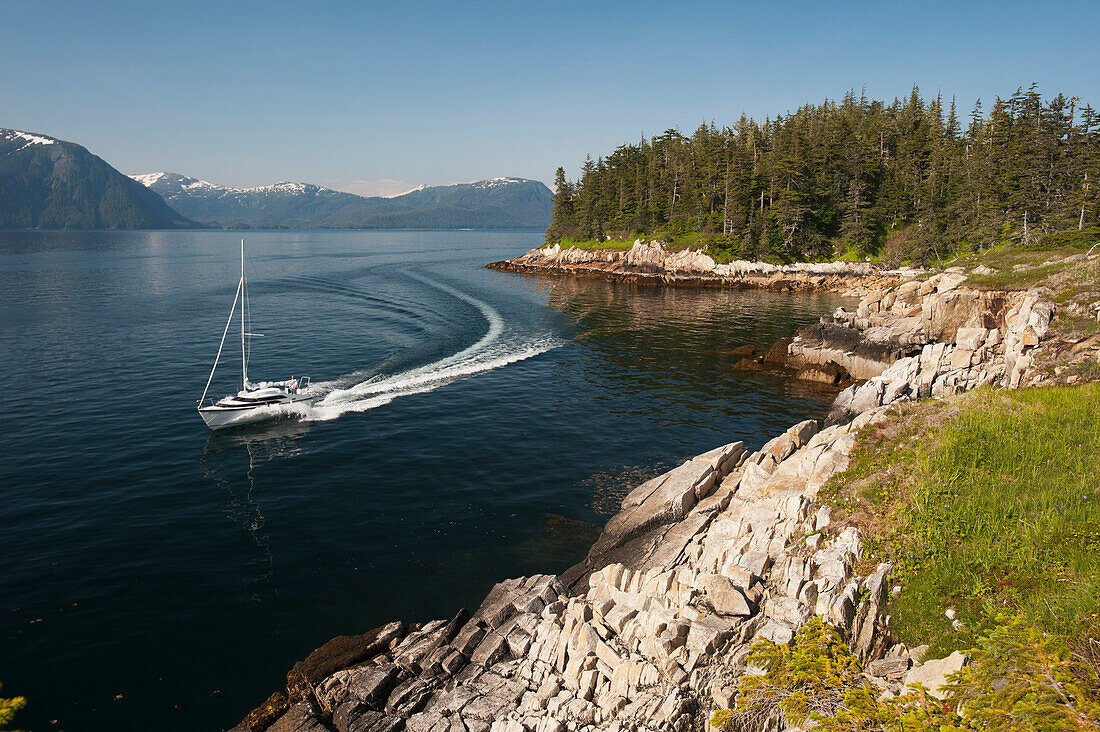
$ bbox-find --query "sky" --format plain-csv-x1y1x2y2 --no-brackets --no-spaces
3,0,1099,197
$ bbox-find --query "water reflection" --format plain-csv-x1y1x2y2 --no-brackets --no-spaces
199,418,313,600
533,275,849,426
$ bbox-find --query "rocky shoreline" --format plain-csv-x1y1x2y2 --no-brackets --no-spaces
231,251,1097,732
486,241,915,297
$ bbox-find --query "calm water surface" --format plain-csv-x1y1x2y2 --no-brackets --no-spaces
0,231,849,730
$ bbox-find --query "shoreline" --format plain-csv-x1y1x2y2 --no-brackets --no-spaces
230,250,1096,732
486,240,915,297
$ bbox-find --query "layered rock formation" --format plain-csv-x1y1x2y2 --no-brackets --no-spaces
487,241,912,296
240,412,904,732
236,263,1071,732
775,270,1054,420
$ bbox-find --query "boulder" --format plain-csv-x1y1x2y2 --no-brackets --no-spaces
903,651,969,699
868,657,910,680
795,361,850,385
763,337,793,366
286,621,405,702
696,573,752,616
733,357,763,371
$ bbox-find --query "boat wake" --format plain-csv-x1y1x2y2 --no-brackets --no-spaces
305,275,561,421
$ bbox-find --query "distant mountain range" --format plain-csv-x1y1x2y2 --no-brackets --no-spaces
0,127,553,230
0,129,194,229
130,172,553,229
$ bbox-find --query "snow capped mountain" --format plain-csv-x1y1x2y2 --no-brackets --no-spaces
1,129,549,230
387,184,429,198
129,173,336,197
0,129,192,229
470,177,527,189
0,129,59,154
130,172,552,229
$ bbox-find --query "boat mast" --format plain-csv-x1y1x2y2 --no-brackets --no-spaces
240,238,248,391
198,276,243,405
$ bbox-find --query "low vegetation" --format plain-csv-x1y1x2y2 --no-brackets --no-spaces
820,384,1100,657
0,684,25,732
712,615,1100,731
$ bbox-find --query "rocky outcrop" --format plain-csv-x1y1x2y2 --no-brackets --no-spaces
807,273,1054,422
235,405,921,732
487,241,912,295
236,264,1066,732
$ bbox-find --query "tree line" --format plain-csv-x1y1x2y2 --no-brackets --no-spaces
546,85,1099,263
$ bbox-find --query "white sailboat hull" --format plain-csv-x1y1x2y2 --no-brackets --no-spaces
198,392,314,430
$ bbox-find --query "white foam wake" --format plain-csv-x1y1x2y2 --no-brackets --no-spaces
305,276,560,421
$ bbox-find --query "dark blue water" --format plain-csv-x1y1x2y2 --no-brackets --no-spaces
0,231,848,731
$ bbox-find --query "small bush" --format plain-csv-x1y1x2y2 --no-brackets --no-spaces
1034,226,1100,251
711,615,1100,732
883,225,939,267
0,683,26,732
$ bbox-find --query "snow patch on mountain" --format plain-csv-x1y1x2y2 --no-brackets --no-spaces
1,129,58,153
388,184,428,198
130,172,171,187
471,177,526,189
131,173,328,196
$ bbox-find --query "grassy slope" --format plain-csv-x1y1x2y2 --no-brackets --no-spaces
816,239,1100,659
822,384,1100,657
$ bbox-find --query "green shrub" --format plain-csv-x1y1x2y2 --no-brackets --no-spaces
711,615,1100,732
1034,226,1100,251
0,683,26,732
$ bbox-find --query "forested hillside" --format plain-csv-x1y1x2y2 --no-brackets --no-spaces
546,85,1099,263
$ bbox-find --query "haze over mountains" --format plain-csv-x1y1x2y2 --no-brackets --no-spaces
0,128,552,230
130,172,553,229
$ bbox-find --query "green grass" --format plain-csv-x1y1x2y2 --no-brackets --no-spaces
943,240,1095,290
823,384,1100,657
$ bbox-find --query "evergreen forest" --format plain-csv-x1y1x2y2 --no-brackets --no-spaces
545,85,1100,263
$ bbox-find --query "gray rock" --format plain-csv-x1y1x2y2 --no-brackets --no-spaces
868,657,910,679
268,702,330,732
686,615,734,654
452,620,488,657
697,573,752,616
903,651,969,699
386,677,434,716
471,632,509,668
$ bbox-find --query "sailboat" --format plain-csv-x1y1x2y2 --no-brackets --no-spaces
197,240,313,430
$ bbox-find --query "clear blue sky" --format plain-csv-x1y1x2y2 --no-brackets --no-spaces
3,0,1098,196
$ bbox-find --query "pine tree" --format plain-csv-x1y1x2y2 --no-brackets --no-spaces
544,85,1099,262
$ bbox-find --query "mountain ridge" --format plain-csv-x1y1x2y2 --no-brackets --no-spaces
130,172,553,230
0,129,194,229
